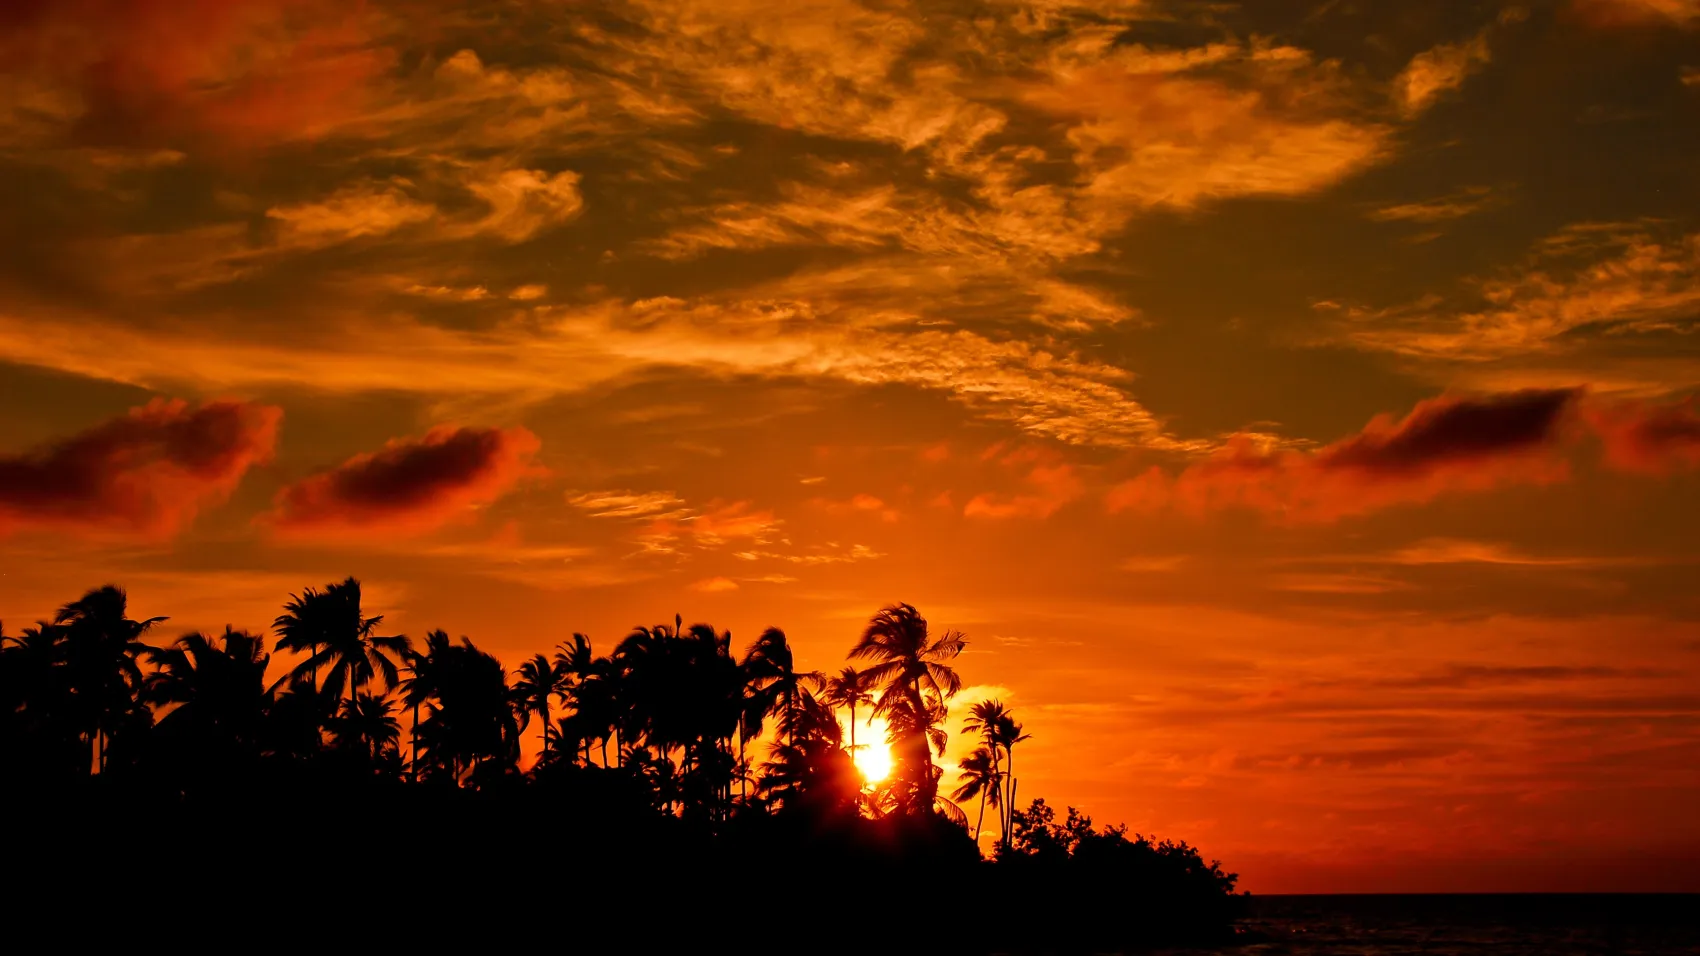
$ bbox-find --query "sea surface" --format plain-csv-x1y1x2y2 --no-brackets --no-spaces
1173,894,1700,955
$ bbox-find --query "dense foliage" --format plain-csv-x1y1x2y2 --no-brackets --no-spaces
1,581,1241,950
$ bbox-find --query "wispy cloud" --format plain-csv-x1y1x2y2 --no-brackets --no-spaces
1337,223,1700,361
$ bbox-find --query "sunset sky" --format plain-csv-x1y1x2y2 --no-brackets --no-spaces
3,0,1700,892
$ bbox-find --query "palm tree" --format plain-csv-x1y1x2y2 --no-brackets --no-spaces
847,604,965,813
963,699,1010,840
993,714,1032,851
276,578,410,707
553,634,601,764
742,627,823,748
952,745,1004,845
142,627,271,762
398,630,452,782
55,586,165,773
414,636,519,784
512,653,570,765
822,666,873,755
331,692,402,770
0,621,80,775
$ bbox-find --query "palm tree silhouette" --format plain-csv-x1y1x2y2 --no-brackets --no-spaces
276,578,410,707
993,714,1032,851
743,627,823,748
512,653,570,765
952,745,1004,845
142,627,271,768
55,586,165,773
398,629,452,782
413,635,519,784
848,604,964,814
964,699,1011,842
331,692,402,771
823,666,873,756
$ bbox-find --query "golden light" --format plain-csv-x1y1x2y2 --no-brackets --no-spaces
846,716,892,784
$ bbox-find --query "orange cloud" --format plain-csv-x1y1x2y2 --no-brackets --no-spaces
1024,45,1388,216
1342,224,1700,360
0,398,280,538
1108,390,1585,522
965,447,1086,520
814,493,899,522
1586,396,1700,474
638,500,782,554
1394,33,1492,115
689,576,739,593
270,425,541,537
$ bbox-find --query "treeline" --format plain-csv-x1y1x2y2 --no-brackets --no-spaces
1,579,1242,951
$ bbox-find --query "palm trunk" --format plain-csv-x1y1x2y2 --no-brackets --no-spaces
849,702,856,752
1003,749,1017,850
411,701,420,783
974,788,987,844
999,775,1013,847
541,700,550,764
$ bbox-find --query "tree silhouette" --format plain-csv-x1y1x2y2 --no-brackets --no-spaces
953,745,1004,844
0,584,1244,950
55,586,165,773
398,629,452,782
512,654,570,764
963,699,1011,844
743,627,823,748
141,627,271,784
848,604,964,815
993,713,1032,851
276,578,409,707
822,666,872,756
330,692,402,772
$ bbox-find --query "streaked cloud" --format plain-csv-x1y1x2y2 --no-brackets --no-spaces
1368,187,1503,224
1107,390,1583,522
567,490,690,519
1337,223,1700,361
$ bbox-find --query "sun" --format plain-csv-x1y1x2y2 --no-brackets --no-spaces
846,716,892,784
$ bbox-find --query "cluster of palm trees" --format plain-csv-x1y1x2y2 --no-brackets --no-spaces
1,579,1035,842
957,699,1032,850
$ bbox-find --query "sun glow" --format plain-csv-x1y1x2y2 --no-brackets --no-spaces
847,716,892,784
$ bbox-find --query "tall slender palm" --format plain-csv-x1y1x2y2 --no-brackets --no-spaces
398,630,452,782
512,653,570,765
952,745,1004,844
963,699,1011,839
276,578,410,706
847,604,965,813
822,666,873,754
994,714,1032,851
55,586,165,773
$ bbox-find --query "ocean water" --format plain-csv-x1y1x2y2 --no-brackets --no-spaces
1179,895,1700,955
